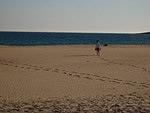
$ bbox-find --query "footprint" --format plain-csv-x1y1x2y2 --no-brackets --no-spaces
97,78,105,81
5,63,9,65
124,82,135,86
113,79,122,81
93,75,100,77
113,81,120,83
139,85,149,88
142,67,147,71
106,77,110,79
43,69,49,71
140,82,146,85
63,72,67,74
26,67,31,69
118,63,122,65
68,74,72,76
132,81,137,83
84,77,92,80
125,80,133,83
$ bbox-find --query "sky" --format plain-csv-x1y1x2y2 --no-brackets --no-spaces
0,0,150,33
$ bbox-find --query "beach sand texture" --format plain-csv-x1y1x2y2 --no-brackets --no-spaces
0,45,150,112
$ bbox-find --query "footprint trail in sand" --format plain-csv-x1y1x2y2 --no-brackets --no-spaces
0,59,150,89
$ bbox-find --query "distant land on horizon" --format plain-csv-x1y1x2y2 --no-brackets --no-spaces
139,31,150,34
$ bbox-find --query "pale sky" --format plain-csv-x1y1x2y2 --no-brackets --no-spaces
0,0,150,33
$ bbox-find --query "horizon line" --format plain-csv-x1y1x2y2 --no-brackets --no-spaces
0,30,149,34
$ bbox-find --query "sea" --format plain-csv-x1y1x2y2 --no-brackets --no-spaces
0,32,150,46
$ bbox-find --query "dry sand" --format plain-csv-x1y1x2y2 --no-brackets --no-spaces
0,45,150,112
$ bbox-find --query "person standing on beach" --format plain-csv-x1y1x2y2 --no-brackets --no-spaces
95,40,101,56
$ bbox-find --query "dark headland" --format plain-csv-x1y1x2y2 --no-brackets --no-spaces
139,31,150,34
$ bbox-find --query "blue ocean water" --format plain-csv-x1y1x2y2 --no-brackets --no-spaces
0,32,150,46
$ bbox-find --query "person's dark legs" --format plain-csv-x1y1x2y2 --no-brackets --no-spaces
97,50,100,56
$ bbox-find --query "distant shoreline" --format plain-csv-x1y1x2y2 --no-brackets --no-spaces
138,31,150,34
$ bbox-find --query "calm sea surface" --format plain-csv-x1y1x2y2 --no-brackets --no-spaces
0,32,150,46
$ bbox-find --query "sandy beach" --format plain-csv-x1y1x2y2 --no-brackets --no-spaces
0,45,150,112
